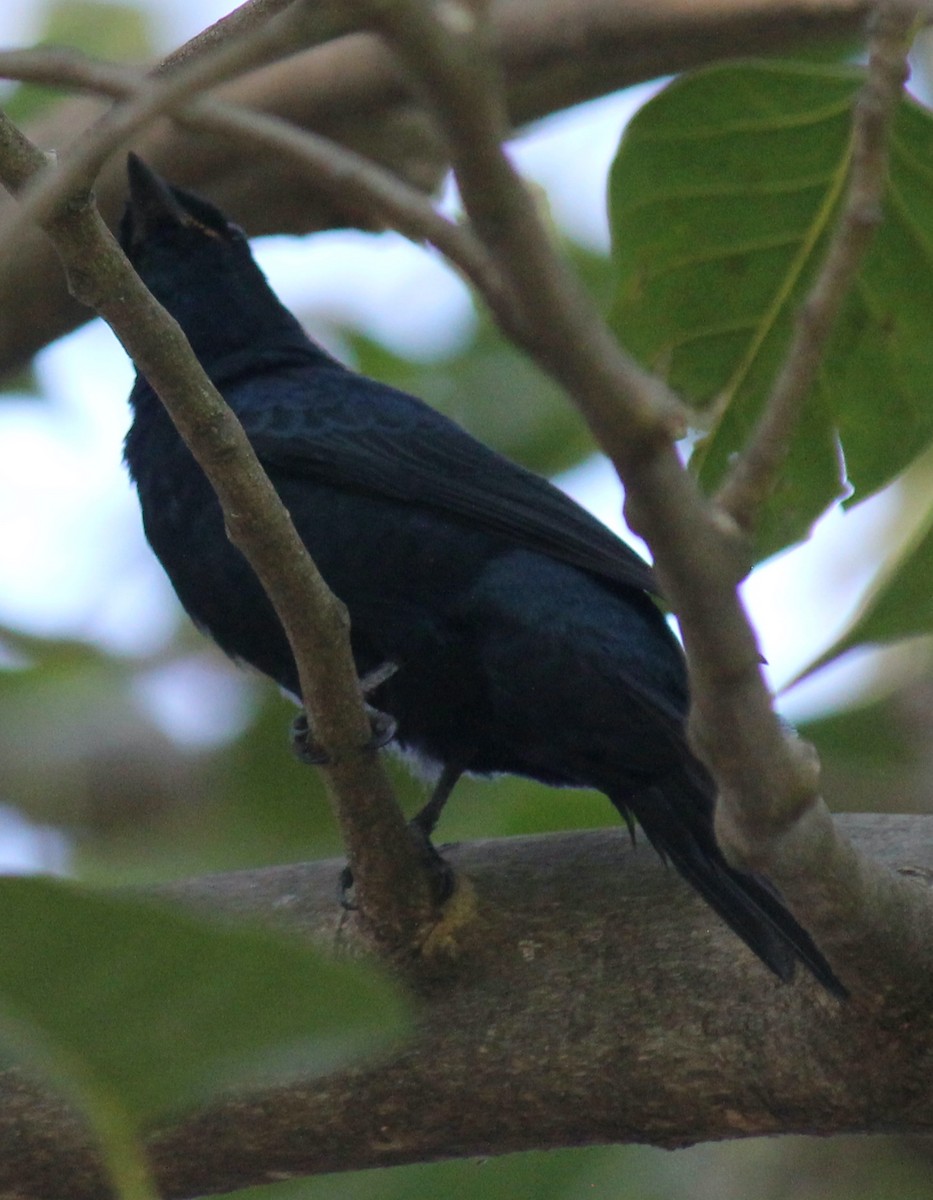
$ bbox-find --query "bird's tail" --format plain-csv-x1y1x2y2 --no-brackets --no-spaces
616,769,847,998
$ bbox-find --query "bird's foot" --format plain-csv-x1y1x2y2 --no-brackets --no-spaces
291,661,400,766
364,706,397,751
358,659,398,755
338,819,455,911
410,762,463,839
290,710,329,766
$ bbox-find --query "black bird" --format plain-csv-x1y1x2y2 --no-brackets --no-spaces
120,155,845,996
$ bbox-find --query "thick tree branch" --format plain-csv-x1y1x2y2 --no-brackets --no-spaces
0,818,931,1200
0,115,440,953
715,3,915,533
0,0,873,377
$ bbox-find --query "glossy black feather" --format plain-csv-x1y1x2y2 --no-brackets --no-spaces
120,155,845,997
247,373,658,595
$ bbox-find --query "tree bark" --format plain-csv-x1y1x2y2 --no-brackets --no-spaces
0,814,930,1200
0,0,871,377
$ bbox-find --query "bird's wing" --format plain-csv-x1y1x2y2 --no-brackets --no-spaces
238,367,658,595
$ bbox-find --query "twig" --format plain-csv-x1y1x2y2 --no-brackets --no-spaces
715,2,916,534
0,48,514,327
0,111,440,951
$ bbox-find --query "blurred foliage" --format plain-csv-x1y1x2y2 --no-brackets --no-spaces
220,1136,933,1200
610,60,933,561
0,875,405,1198
0,626,615,884
3,1,153,123
802,689,919,771
227,1145,667,1200
799,673,933,814
0,879,406,1121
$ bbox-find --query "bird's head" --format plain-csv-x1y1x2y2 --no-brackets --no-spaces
120,155,310,367
121,153,244,258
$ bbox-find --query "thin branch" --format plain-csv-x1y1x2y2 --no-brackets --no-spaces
0,112,440,952
715,2,916,534
0,48,515,328
187,104,517,312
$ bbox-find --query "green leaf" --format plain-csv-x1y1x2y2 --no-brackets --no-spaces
42,0,151,59
787,446,933,679
608,60,933,559
799,688,920,769
826,543,933,652
0,876,407,1126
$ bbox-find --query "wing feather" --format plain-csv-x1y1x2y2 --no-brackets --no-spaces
237,365,658,596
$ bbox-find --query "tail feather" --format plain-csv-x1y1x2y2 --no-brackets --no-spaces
616,775,847,999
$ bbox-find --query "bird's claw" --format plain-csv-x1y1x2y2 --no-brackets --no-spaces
365,704,396,751
337,864,357,910
290,711,329,765
338,819,455,911
290,661,399,766
360,659,398,752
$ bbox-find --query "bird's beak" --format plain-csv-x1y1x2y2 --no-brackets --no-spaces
126,153,189,236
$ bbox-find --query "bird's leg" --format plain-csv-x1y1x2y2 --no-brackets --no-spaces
411,761,463,839
399,762,464,905
338,762,464,911
291,660,399,766
619,802,638,848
